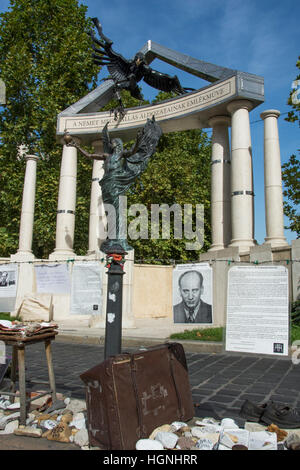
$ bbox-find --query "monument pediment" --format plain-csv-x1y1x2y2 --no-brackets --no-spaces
57,41,264,143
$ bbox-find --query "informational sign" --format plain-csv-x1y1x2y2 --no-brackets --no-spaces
173,263,213,324
35,264,71,294
70,262,103,316
226,266,289,356
0,263,18,312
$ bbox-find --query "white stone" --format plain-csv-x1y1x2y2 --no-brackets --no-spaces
148,424,172,439
6,402,20,410
0,420,19,435
191,426,220,438
66,399,86,414
70,412,86,430
170,421,187,431
26,413,36,426
74,428,89,447
198,424,221,433
196,418,219,426
42,419,58,430
14,426,43,438
219,432,236,449
136,439,164,450
0,398,10,410
155,431,178,449
220,418,239,430
0,412,20,429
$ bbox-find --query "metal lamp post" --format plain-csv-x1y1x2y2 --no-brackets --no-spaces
104,245,127,359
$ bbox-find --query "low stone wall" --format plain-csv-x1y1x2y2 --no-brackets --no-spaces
2,241,299,337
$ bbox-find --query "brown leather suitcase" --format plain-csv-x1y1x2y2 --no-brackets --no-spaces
80,342,194,450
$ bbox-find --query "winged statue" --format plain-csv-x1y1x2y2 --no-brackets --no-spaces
64,117,162,252
89,18,193,119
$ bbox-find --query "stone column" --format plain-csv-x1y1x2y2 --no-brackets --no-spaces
208,116,231,251
88,139,106,255
16,154,39,256
50,140,78,257
260,110,288,247
227,100,255,251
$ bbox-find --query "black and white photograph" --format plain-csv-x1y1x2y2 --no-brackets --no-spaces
0,263,18,312
173,263,213,324
0,269,15,287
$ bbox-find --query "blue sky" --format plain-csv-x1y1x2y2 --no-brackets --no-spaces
0,0,299,245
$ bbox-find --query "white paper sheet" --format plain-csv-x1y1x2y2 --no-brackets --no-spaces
226,266,289,355
70,262,103,315
35,264,71,294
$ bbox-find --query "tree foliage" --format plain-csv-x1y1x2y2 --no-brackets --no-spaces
282,153,300,237
282,56,300,237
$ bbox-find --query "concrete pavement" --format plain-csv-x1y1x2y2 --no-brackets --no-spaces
0,334,299,450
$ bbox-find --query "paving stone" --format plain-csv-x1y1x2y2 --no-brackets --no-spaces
239,393,268,403
205,395,235,404
18,340,300,435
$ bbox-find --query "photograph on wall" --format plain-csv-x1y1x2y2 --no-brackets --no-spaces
173,263,213,324
225,265,289,356
70,262,103,316
0,263,18,312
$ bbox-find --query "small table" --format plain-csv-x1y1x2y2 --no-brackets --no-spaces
0,332,58,425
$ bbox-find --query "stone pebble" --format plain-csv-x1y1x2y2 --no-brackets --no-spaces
155,431,178,449
136,439,164,450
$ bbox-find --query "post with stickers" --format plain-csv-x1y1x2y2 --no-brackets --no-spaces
104,246,126,359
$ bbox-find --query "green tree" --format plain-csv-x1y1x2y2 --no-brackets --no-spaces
0,0,98,258
283,56,300,237
282,153,300,237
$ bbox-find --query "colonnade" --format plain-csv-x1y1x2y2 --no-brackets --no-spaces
16,102,288,257
208,102,287,252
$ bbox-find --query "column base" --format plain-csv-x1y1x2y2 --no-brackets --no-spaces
229,239,256,253
264,237,288,248
208,244,225,252
11,251,35,261
49,249,76,261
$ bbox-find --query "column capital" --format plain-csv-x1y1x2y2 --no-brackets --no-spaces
59,135,81,146
227,99,253,114
260,109,280,120
208,115,231,128
24,154,39,162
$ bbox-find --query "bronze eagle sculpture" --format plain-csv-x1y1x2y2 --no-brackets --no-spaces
90,18,193,119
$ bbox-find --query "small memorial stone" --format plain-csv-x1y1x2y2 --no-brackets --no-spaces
155,431,178,449
136,439,164,450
